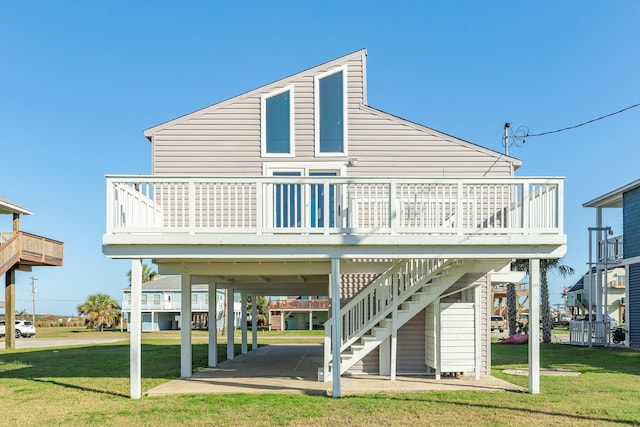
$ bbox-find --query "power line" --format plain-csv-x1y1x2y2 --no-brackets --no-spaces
526,102,640,138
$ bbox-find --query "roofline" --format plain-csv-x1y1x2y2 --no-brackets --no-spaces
0,197,32,216
360,105,523,169
583,178,640,208
144,49,368,140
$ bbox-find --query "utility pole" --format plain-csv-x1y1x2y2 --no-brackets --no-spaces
503,122,511,156
30,276,38,326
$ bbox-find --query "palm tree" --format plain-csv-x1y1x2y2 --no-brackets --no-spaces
77,293,121,331
506,283,518,335
514,258,574,343
127,263,157,284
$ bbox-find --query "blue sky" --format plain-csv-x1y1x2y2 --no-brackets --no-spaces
1,2,639,315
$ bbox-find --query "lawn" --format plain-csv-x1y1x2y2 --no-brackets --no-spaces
1,329,639,426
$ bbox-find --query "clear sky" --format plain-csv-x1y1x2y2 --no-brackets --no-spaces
1,2,639,315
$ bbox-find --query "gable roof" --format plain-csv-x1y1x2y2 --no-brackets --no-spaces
583,178,640,208
0,197,32,216
144,49,368,139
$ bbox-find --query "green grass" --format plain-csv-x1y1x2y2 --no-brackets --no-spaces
1,330,640,426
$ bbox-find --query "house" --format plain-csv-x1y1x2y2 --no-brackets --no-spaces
583,178,640,347
102,49,566,399
121,275,242,332
1,197,63,349
566,266,625,323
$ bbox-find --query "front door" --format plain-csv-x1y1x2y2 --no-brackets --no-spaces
269,168,340,229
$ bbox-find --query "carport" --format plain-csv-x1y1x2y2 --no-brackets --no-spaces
146,344,523,396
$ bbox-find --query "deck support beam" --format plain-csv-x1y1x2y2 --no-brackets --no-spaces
180,273,192,378
528,258,540,394
130,259,142,399
208,282,217,367
331,257,342,397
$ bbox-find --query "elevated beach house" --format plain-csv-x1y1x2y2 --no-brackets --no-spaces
102,49,566,398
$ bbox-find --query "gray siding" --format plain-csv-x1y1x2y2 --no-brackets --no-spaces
397,309,427,374
151,51,366,176
148,50,517,178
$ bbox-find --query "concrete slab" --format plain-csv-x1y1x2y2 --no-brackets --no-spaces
147,344,524,396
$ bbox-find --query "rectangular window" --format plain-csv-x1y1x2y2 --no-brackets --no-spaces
153,294,161,305
261,86,294,157
141,294,148,305
192,294,198,305
315,66,347,155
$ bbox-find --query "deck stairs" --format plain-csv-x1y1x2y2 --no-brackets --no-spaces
322,258,469,379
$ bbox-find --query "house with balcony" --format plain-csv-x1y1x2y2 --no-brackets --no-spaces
566,266,625,323
1,197,63,349
121,275,241,331
102,49,566,398
582,178,640,347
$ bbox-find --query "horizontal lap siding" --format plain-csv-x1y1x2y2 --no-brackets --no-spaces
348,108,513,177
152,53,366,176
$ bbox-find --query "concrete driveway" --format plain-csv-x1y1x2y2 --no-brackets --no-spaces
147,344,524,396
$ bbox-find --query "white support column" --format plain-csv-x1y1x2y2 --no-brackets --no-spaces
130,259,142,399
474,284,482,380
227,288,235,361
241,291,248,355
528,259,540,394
251,294,258,350
309,311,313,331
390,310,397,381
208,282,217,367
180,273,192,378
331,258,342,397
435,298,441,380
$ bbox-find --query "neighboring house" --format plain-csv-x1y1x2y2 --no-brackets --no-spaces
269,296,329,330
566,266,625,323
102,49,566,399
1,197,63,349
583,178,640,348
121,275,242,332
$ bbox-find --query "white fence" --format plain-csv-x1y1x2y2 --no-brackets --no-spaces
106,176,563,237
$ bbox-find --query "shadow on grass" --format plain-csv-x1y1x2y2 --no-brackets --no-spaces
32,378,130,398
492,342,640,376
349,393,640,426
0,342,242,396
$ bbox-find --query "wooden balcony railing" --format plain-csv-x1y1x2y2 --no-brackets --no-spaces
105,176,564,239
269,299,329,310
0,231,63,275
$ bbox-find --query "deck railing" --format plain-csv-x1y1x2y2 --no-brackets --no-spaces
105,176,563,237
269,299,329,310
598,235,623,262
0,231,63,275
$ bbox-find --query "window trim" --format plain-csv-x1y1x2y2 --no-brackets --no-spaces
314,65,348,157
261,85,295,158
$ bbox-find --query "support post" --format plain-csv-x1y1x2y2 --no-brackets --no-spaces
180,273,192,378
251,294,258,350
330,257,342,397
528,258,540,394
5,268,16,349
130,259,142,399
390,310,397,381
241,291,248,355
227,288,235,360
208,282,217,367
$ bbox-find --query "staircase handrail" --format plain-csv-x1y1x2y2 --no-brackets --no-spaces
324,258,450,352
